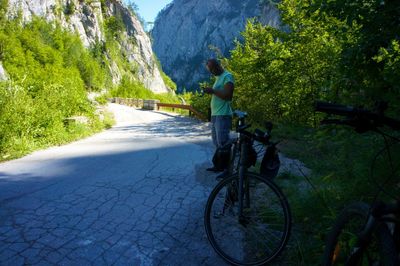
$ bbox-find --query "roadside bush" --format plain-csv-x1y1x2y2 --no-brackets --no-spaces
0,17,110,160
189,91,210,118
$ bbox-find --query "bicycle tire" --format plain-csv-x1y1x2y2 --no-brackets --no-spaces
204,172,291,265
322,202,398,266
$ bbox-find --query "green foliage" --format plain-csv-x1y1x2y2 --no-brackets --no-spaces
103,28,141,80
99,0,106,11
160,71,176,91
152,54,177,91
77,50,108,90
228,15,342,125
95,93,110,105
109,75,180,103
185,80,214,119
153,91,180,103
105,15,125,37
319,0,400,111
90,39,106,60
190,91,211,118
110,76,152,99
101,110,115,129
0,0,8,23
225,0,400,124
64,1,75,16
125,0,139,16
374,40,400,112
0,17,112,160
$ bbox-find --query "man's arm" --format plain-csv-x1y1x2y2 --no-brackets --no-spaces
203,82,234,100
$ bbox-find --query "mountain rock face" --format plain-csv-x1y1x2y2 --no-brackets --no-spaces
0,62,8,81
152,0,281,91
6,0,170,93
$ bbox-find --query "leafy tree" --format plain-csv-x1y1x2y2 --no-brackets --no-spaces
223,0,400,124
0,0,8,24
0,17,110,159
320,0,400,111
228,13,343,124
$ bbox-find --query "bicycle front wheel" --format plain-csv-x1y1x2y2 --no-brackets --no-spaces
204,172,291,265
322,202,398,266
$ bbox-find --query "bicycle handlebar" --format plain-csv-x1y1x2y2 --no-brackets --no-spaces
233,110,248,119
315,101,400,131
232,109,275,145
315,101,356,116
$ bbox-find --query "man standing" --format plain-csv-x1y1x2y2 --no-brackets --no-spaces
203,59,234,172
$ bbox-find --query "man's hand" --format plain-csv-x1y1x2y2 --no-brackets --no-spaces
203,87,214,94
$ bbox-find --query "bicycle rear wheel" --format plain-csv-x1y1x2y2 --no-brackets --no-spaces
322,202,398,266
204,172,291,265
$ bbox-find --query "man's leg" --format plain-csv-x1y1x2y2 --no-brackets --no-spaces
207,116,231,172
214,115,232,148
208,116,232,172
210,116,217,147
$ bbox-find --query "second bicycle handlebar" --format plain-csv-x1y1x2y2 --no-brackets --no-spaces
315,101,400,131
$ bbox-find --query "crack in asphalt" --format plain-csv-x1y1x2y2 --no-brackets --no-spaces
0,105,227,265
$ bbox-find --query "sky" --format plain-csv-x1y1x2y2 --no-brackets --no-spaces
127,0,174,23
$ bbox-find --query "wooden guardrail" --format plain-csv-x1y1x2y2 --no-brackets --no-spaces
109,98,208,121
110,97,159,109
157,103,207,121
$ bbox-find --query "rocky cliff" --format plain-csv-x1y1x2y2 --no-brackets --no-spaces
0,62,8,81
6,0,170,93
151,0,281,91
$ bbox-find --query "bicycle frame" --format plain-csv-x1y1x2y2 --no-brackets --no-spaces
219,111,280,225
344,215,379,265
204,110,291,265
226,123,257,225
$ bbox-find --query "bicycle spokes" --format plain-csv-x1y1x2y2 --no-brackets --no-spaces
205,173,291,265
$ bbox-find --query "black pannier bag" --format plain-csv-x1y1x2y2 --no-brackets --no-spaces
260,145,280,179
212,145,231,170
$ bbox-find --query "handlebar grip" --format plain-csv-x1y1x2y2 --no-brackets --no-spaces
381,116,400,130
315,101,355,116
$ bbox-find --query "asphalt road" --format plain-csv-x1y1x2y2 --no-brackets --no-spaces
0,104,226,265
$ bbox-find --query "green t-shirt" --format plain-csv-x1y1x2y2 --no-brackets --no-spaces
211,70,234,116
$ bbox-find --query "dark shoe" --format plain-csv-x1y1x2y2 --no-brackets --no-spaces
206,166,224,172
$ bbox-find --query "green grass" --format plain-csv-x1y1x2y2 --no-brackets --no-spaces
269,123,399,265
